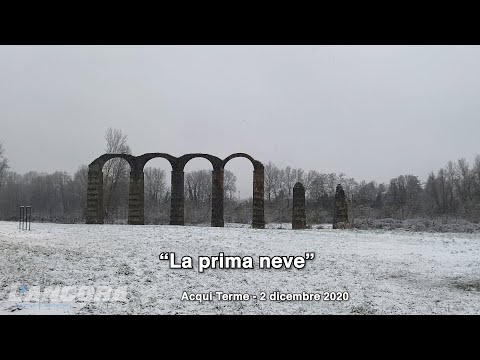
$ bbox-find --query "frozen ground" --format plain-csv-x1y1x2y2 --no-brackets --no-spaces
0,221,479,315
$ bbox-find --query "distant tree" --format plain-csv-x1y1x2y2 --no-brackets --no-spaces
386,174,422,219
425,166,457,220
184,170,211,223
274,168,285,202
185,170,211,205
0,143,8,189
357,181,377,204
102,128,131,222
0,171,23,219
282,166,296,206
264,162,278,201
303,170,318,197
294,168,304,184
145,168,166,206
51,171,73,216
306,171,322,202
72,165,88,220
454,158,473,216
144,167,168,224
325,173,338,197
223,170,237,199
473,155,480,201
145,167,167,205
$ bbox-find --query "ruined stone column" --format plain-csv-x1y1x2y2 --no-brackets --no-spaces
292,182,306,230
86,166,104,224
128,169,144,225
252,166,265,229
333,184,349,229
170,168,185,225
211,168,224,227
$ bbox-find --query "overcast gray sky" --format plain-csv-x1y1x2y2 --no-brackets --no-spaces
1,45,480,197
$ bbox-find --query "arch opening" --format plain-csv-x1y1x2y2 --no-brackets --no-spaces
102,157,131,224
223,154,265,229
86,154,135,224
183,157,214,226
143,157,173,225
223,157,254,226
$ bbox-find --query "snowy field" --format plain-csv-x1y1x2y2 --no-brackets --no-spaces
0,221,479,315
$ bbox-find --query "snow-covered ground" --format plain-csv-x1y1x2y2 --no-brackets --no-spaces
0,221,479,314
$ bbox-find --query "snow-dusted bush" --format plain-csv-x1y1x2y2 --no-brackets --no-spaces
354,218,480,233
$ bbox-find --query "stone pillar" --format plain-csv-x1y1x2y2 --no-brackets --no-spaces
170,169,185,225
252,167,265,229
292,182,306,229
128,169,144,225
211,168,224,227
333,184,349,229
86,167,104,224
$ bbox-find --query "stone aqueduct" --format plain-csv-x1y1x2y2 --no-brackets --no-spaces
86,153,265,228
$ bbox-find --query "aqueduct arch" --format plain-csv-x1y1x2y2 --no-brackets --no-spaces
86,152,265,229
222,153,265,229
86,154,137,225
178,154,223,227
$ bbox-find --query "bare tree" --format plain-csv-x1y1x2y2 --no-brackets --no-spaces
455,158,473,215
294,168,304,184
303,170,318,196
73,165,89,195
145,168,167,205
102,128,132,222
282,166,296,206
0,143,8,190
144,167,168,223
185,170,212,223
472,155,480,221
473,155,480,200
72,165,88,220
223,170,237,199
325,173,337,197
425,167,455,220
185,170,211,205
264,162,277,201
273,168,285,201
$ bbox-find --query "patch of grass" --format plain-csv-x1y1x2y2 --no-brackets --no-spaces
452,281,480,292
350,303,377,315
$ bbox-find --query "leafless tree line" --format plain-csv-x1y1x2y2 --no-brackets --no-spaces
2,129,480,225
